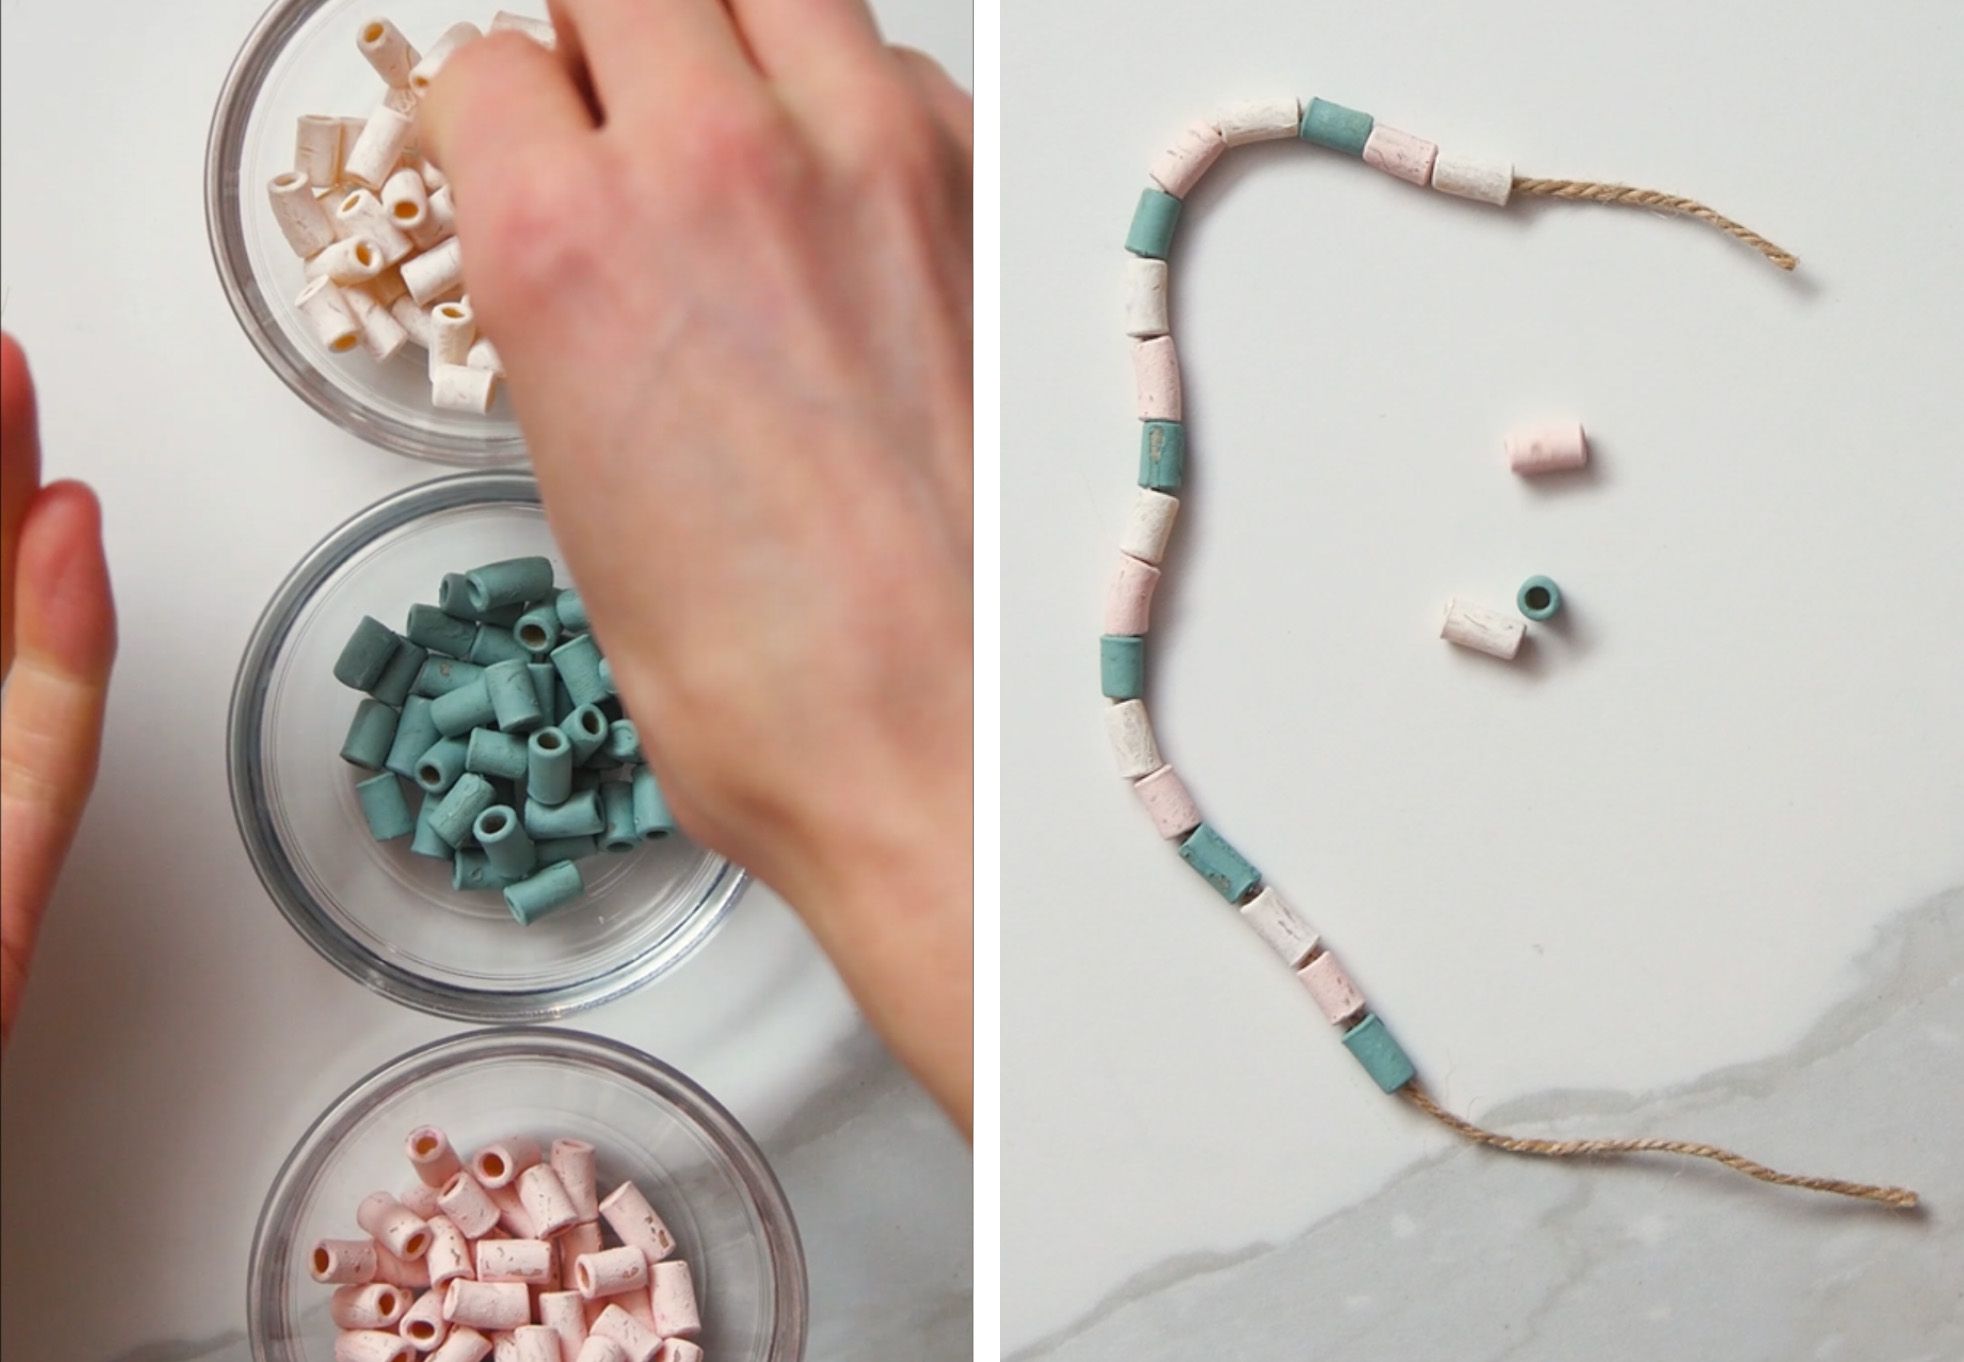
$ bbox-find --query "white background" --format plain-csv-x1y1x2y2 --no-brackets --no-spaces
0,1,972,1358
1002,0,1962,1352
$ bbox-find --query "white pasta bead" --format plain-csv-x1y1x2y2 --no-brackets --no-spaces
1440,596,1525,660
1239,886,1320,967
1132,335,1181,421
427,1327,492,1362
1123,257,1169,338
268,172,337,257
344,285,411,363
1102,698,1162,779
490,11,557,47
383,83,421,129
466,337,505,376
430,299,477,369
336,116,371,182
381,167,431,231
649,1261,701,1339
1133,765,1202,839
513,1328,562,1362
333,189,414,265
332,1282,412,1329
358,18,421,87
1299,950,1368,1024
516,1163,582,1239
426,184,457,237
1214,97,1301,146
443,1279,530,1330
399,1288,449,1352
1505,419,1588,474
403,238,465,306
308,236,387,286
1119,487,1178,564
1103,553,1160,635
367,267,409,308
418,157,449,193
295,114,343,189
410,22,484,94
1431,150,1513,206
296,278,362,354
1148,122,1227,199
390,295,435,349
344,104,414,191
432,363,497,413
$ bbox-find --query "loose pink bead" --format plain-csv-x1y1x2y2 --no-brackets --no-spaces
574,1340,630,1362
587,1306,661,1362
550,1138,601,1222
485,1179,537,1238
1133,765,1201,840
1148,121,1227,198
598,1182,676,1266
513,1326,562,1362
312,1238,379,1284
359,1192,433,1260
1363,125,1439,186
336,1331,415,1362
559,1219,603,1263
423,1215,472,1288
398,1289,449,1352
333,1283,412,1329
1506,420,1588,474
1300,950,1367,1024
1104,554,1161,635
443,1279,530,1330
518,1163,582,1239
492,1336,519,1362
406,1127,466,1189
648,1261,700,1339
572,1244,648,1299
1132,336,1181,421
538,1290,589,1359
471,1137,543,1189
475,1237,556,1285
401,1183,443,1219
372,1241,433,1288
653,1344,702,1362
427,1328,492,1362
437,1172,502,1239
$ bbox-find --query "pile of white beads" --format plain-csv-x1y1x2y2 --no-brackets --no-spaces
315,1126,702,1362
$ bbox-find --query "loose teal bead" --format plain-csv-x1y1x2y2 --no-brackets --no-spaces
596,658,614,697
428,772,495,847
465,556,555,613
631,765,675,837
503,859,585,925
550,633,608,707
1178,823,1261,902
369,638,427,707
563,703,610,764
405,603,477,659
527,663,558,722
605,719,642,764
513,602,561,657
528,726,574,805
599,781,640,852
483,658,545,733
468,623,530,667
340,698,400,770
431,677,498,737
1138,421,1186,492
1100,634,1145,700
474,803,537,880
452,848,517,892
354,772,416,841
464,727,529,781
1516,575,1563,622
554,678,577,725
534,834,598,863
438,573,523,627
1300,97,1374,156
385,696,441,780
1341,1012,1417,1092
414,735,469,794
410,795,452,859
524,788,604,839
412,655,486,699
1125,187,1181,260
334,616,401,691
556,587,589,632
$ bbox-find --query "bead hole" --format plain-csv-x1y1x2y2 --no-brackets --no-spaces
481,1152,506,1178
1526,587,1550,610
539,732,563,752
394,202,418,219
378,1290,397,1312
413,1134,437,1155
482,812,507,835
410,1322,434,1340
363,22,384,41
520,626,545,646
419,764,440,784
312,1247,330,1273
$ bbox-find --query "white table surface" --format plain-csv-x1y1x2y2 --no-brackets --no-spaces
0,2,972,1358
1002,1,1963,1357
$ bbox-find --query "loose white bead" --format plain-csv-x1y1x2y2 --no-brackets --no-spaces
409,22,483,95
367,266,409,307
467,336,505,376
1133,764,1202,839
344,284,410,363
357,18,421,88
490,11,557,48
1213,97,1301,146
294,114,343,189
1505,419,1588,474
344,104,414,191
1149,122,1227,199
427,184,457,238
268,172,337,257
308,235,387,286
432,363,497,413
1103,699,1162,779
1440,596,1525,660
1123,257,1169,338
335,117,370,182
381,166,430,231
1431,151,1513,206
1239,886,1320,967
402,238,465,306
296,278,362,354
1119,488,1179,564
430,299,477,369
390,295,434,348
1132,335,1181,421
333,188,414,265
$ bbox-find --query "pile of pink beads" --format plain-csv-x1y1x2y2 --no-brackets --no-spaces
313,1125,701,1362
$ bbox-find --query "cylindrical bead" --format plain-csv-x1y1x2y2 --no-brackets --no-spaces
649,1261,701,1338
464,728,529,781
517,1162,582,1238
549,632,608,706
1505,420,1588,474
482,657,545,733
558,1219,603,1265
1440,597,1525,660
1103,553,1160,635
429,772,496,847
437,1172,501,1239
452,849,514,893
490,10,557,46
372,1241,432,1287
431,677,496,737
426,183,457,238
1214,96,1300,145
433,364,498,414
409,22,483,93
1123,257,1169,338
1342,1012,1417,1091
424,1215,472,1287
538,1291,589,1361
370,636,428,708
468,624,529,667
358,17,421,86
1362,124,1438,186
1299,97,1374,156
413,656,487,699
336,116,371,176
310,235,388,286
1148,121,1226,197
528,663,559,721
528,727,574,805
656,1343,704,1362
430,299,476,368
1124,187,1181,260
549,1138,599,1222
514,1327,561,1362
572,1244,648,1299
415,736,468,795
391,295,435,348
381,165,431,230
1138,420,1185,491
295,114,344,188
386,696,442,780
525,788,605,839
357,773,417,841
512,602,559,656
1300,950,1367,1024
408,603,477,659
410,798,452,859
1133,764,1201,839
630,766,675,837
298,277,362,354
443,1279,530,1330
269,171,337,256
604,719,641,764
1431,151,1513,205
342,698,401,770
474,1237,555,1285
403,238,465,306
399,1182,442,1219
462,556,551,612
345,284,411,363
333,1282,412,1328
1132,336,1180,420
1099,634,1144,700
466,337,504,375
598,1180,677,1265
504,859,585,925
427,1329,492,1362
574,1341,630,1362
1102,699,1161,779
556,588,589,631
312,1237,379,1284
475,805,537,880
563,704,610,764
332,188,414,265
359,1192,433,1259
1119,488,1179,565
345,105,414,189
399,1288,450,1352
1517,574,1562,621
599,781,639,852
1178,822,1261,902
587,1306,661,1362
336,1332,414,1362
470,1136,542,1189
1239,886,1320,966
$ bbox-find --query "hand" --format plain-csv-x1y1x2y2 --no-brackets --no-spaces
1,334,117,1051
422,3,972,1128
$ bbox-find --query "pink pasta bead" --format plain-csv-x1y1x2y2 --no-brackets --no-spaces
538,1290,589,1359
574,1340,630,1362
588,1305,662,1362
518,1163,582,1238
598,1182,677,1266
1363,125,1439,186
1103,553,1161,635
437,1171,502,1239
1148,121,1227,198
398,1290,449,1353
359,1192,433,1260
471,1137,543,1189
653,1343,702,1362
1133,765,1201,840
373,1240,433,1288
406,1127,466,1189
400,1183,443,1220
559,1219,603,1263
648,1261,700,1339
514,1326,562,1362
427,1328,493,1362
550,1138,601,1222
333,1283,413,1329
1505,420,1588,474
1132,336,1181,421
493,1336,519,1362
337,1331,415,1362
312,1238,379,1284
424,1215,472,1287
475,1237,556,1285
572,1244,648,1299
1299,950,1368,1024
443,1279,531,1330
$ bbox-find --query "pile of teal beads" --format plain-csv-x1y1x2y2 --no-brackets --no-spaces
333,557,674,925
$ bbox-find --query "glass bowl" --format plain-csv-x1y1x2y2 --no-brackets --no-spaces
229,471,745,1020
249,1028,808,1360
207,0,533,462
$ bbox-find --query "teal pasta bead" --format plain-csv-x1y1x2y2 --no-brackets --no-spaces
468,624,530,666
1125,187,1181,260
631,765,675,837
605,719,642,764
340,698,400,770
410,795,453,859
527,663,558,722
466,556,555,613
334,615,401,691
528,726,574,805
596,658,614,697
369,638,428,707
513,602,561,657
355,772,416,841
524,788,604,839
1516,575,1562,621
464,727,529,781
412,655,486,699
1341,1012,1417,1092
1138,421,1185,492
405,603,477,659
550,633,608,707
1178,823,1261,902
431,677,498,737
483,658,545,733
1100,634,1145,699
438,573,523,627
428,772,496,848
535,834,598,863
385,695,441,780
452,848,516,892
414,735,469,794
1299,97,1374,156
555,587,589,632
563,703,610,764
599,780,640,852
504,859,585,925
474,803,537,880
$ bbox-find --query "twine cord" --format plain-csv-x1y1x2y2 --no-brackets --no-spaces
1400,1083,1918,1209
1512,176,1799,272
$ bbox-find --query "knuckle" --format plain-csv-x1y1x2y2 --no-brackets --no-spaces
465,157,607,307
670,98,803,204
836,84,946,196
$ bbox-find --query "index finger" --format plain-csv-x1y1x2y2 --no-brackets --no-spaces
418,30,593,185
2,333,44,680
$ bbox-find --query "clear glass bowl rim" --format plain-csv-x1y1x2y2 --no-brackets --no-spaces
245,1026,809,1360
227,469,747,1021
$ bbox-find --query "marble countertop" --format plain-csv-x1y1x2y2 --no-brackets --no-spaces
1001,1,1964,1357
0,2,971,1358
